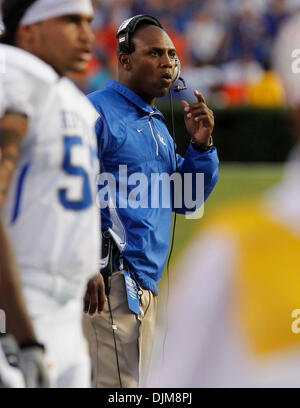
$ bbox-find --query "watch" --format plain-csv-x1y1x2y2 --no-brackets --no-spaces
191,136,214,152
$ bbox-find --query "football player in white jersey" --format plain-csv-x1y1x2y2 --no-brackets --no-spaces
0,46,49,389
0,0,105,387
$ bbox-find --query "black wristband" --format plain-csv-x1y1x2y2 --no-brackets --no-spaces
191,136,213,152
19,340,46,352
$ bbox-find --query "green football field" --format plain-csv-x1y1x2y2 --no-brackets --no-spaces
159,162,284,287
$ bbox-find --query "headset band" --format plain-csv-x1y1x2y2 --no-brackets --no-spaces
116,14,163,54
116,15,162,38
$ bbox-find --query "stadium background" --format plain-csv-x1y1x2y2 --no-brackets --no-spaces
70,0,298,287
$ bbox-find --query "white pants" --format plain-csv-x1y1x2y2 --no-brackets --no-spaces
23,287,91,388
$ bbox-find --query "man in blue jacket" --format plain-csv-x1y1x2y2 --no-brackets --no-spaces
83,15,219,388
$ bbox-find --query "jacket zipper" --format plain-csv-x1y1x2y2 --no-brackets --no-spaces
148,114,159,156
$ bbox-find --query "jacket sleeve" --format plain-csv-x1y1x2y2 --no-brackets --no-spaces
94,111,111,160
93,111,113,231
173,144,219,214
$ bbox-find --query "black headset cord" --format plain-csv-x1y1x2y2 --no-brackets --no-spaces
107,293,123,388
102,230,123,389
162,90,178,363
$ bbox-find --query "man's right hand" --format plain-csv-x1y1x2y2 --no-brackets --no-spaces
1,334,50,388
83,273,107,316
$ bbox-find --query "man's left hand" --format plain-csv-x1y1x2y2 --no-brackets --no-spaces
83,273,107,316
181,90,214,146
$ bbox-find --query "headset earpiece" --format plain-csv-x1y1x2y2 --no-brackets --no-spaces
118,31,134,54
172,57,187,92
172,57,181,84
116,14,163,55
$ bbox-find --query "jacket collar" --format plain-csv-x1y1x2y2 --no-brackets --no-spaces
106,79,166,122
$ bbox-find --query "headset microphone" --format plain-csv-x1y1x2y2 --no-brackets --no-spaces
174,77,187,93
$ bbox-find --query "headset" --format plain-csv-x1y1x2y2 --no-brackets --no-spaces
116,14,187,92
172,57,187,92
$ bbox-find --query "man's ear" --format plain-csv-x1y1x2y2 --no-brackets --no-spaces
119,53,132,71
16,24,37,47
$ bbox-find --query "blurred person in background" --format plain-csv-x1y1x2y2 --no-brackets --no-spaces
186,7,226,66
263,0,289,41
219,54,263,106
148,10,300,388
245,57,285,107
227,6,265,63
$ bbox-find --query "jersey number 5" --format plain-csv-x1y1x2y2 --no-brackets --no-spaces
58,136,93,211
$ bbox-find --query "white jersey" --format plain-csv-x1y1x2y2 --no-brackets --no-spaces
0,345,25,388
0,80,4,117
1,45,100,302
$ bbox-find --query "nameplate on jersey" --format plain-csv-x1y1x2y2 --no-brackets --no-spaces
123,270,140,315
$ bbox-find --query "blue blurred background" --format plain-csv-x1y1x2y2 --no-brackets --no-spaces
74,0,297,109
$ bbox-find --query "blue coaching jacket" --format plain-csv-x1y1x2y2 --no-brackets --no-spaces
88,80,219,294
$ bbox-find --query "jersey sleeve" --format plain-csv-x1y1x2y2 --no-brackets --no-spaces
0,78,5,117
1,65,36,117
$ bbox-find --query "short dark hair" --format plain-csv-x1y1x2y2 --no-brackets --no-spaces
1,0,38,45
